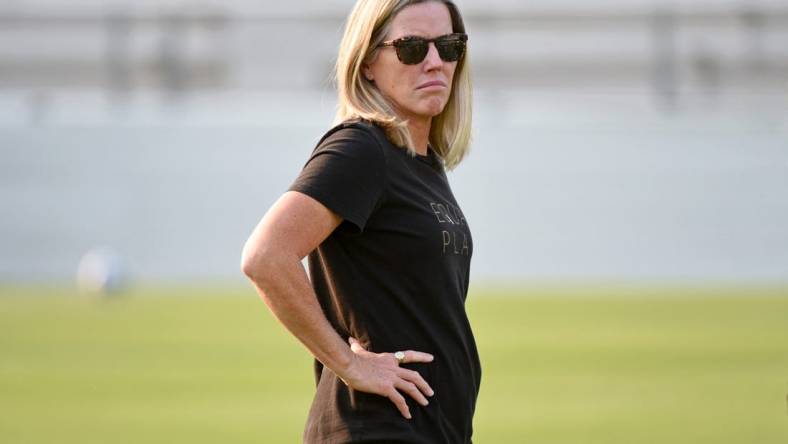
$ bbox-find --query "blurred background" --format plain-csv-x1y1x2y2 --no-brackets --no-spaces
1,0,786,285
1,0,787,443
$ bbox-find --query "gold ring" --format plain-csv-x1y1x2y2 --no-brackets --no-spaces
394,351,405,364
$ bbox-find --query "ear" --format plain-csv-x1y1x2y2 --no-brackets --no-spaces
362,64,374,82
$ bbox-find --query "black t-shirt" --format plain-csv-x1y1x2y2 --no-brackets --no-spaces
287,119,482,444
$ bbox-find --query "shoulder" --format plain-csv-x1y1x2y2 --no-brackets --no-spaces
315,118,388,158
299,119,390,180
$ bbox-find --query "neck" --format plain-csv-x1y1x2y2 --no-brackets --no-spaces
407,118,431,156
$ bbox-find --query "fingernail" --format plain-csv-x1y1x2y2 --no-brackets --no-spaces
428,390,434,396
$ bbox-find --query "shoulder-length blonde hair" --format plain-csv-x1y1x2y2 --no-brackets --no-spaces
334,0,472,171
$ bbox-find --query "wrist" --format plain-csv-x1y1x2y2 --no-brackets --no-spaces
334,347,358,385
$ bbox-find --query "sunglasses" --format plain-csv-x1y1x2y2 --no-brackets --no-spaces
377,33,468,65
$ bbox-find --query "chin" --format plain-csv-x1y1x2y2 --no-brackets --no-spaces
397,97,448,121
409,109,444,121
417,99,448,117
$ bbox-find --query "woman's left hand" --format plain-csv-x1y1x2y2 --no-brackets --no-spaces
336,336,435,419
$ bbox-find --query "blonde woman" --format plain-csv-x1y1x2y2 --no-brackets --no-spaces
241,1,480,442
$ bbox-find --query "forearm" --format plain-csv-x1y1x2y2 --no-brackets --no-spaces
244,254,354,378
242,245,434,420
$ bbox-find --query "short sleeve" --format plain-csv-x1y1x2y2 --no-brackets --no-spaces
287,124,387,234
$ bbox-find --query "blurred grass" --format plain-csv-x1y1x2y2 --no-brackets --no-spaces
1,283,787,443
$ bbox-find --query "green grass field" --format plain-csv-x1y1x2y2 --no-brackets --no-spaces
1,283,787,443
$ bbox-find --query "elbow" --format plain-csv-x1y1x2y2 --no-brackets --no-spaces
240,242,269,281
240,255,255,280
241,241,290,282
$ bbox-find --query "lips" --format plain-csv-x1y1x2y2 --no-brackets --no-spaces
416,80,447,90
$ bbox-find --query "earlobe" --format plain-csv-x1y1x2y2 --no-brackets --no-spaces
362,64,374,81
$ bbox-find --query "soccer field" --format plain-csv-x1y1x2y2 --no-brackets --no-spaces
1,284,786,443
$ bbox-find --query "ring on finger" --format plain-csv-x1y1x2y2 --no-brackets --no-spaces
394,351,406,365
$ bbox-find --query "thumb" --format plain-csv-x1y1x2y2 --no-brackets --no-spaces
348,336,366,353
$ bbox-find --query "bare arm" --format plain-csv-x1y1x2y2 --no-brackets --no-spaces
240,191,434,419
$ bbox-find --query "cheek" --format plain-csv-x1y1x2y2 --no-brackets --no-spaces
446,65,458,83
382,80,405,104
383,70,418,101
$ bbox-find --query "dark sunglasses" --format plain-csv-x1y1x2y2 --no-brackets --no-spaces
377,33,468,65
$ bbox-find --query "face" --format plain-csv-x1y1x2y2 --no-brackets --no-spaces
364,1,458,125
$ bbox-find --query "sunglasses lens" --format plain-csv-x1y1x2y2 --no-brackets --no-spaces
396,40,428,65
436,38,465,62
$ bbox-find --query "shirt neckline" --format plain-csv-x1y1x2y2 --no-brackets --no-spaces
415,147,433,164
415,146,444,172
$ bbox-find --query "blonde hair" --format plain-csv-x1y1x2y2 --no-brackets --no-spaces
334,0,472,171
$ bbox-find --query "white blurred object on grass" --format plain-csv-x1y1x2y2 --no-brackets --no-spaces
77,247,128,295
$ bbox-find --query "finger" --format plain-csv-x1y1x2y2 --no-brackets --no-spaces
397,368,434,397
399,350,434,364
386,388,411,419
389,352,402,366
394,379,429,407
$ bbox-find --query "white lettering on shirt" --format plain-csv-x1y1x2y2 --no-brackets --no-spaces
431,201,469,256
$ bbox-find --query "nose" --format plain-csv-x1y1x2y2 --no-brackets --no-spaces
422,41,443,70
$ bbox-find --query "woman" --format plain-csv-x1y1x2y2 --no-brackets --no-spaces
241,1,480,442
